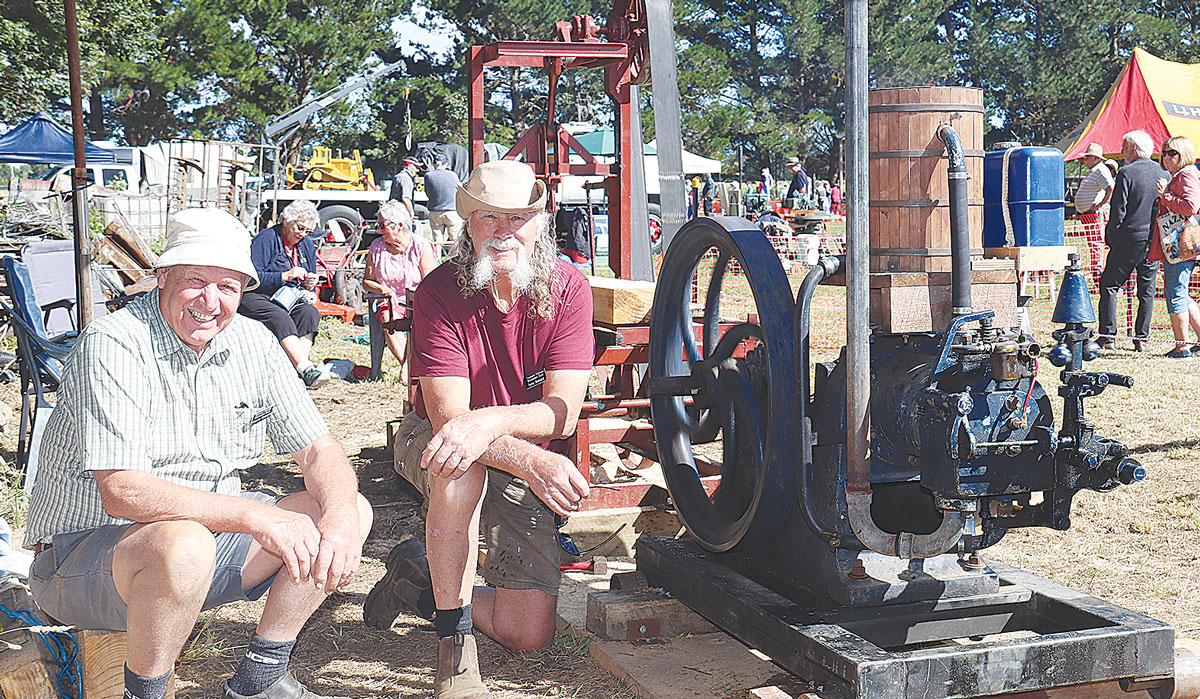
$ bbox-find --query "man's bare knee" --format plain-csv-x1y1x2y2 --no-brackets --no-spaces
492,623,555,653
488,588,557,652
117,520,216,599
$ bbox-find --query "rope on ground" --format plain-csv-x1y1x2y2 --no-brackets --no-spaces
0,603,81,698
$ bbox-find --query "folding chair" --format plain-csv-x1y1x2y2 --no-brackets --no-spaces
21,239,109,338
0,255,74,492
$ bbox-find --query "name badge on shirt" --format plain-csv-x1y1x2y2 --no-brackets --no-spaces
524,369,546,391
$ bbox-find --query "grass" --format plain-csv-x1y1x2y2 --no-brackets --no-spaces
983,348,1200,634
0,466,26,528
181,613,236,664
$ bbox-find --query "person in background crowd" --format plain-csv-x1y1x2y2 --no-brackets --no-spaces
390,158,420,220
761,167,774,197
362,200,437,379
1097,130,1168,352
424,154,462,259
1075,142,1117,288
561,206,591,266
702,173,717,215
831,181,843,215
688,176,701,219
1149,136,1200,358
238,200,331,387
785,157,808,206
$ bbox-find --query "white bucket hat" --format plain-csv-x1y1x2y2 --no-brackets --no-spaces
155,208,259,290
456,160,547,219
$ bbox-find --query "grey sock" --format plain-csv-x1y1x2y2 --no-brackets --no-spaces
225,634,296,696
124,665,172,699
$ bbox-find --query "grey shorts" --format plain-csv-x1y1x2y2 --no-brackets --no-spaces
29,490,279,631
394,412,561,596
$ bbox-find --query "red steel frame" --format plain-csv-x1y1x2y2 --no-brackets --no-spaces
467,0,649,279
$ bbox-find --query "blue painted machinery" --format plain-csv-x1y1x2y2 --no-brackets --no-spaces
640,151,1183,697
646,218,1142,593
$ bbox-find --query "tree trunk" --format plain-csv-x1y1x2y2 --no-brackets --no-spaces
88,91,107,140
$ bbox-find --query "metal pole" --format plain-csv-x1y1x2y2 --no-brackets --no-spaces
645,0,687,250
65,0,95,328
844,0,869,493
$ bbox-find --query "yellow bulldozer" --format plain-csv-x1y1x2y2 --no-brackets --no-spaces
286,147,378,191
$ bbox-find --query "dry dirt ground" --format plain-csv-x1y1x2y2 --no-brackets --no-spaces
0,319,638,699
2,317,1199,698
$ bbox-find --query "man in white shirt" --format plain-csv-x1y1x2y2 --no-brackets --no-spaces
1074,142,1116,287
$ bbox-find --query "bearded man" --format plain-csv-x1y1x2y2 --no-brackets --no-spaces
363,160,593,698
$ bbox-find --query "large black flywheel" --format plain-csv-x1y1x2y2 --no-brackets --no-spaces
649,216,797,552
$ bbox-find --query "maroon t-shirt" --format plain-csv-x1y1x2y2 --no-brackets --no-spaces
410,260,594,442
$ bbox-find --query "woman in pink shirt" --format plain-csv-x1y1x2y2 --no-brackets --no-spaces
1151,136,1200,357
363,200,437,378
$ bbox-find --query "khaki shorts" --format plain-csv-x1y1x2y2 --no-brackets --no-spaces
394,412,561,595
428,210,463,249
29,490,278,631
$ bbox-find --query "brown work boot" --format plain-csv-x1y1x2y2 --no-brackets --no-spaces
434,633,491,699
363,537,435,628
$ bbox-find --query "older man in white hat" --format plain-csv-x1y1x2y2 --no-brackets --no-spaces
24,207,372,699
1075,143,1118,310
363,161,592,698
1075,142,1117,223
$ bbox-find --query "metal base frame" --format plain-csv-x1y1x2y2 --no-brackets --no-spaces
637,536,1175,698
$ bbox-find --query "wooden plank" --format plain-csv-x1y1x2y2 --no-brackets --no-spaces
587,633,785,699
749,686,822,699
984,245,1075,273
586,587,718,640
82,631,176,699
829,269,1019,332
588,276,656,324
103,219,158,269
94,236,149,284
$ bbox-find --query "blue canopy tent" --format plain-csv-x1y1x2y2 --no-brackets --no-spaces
0,112,115,164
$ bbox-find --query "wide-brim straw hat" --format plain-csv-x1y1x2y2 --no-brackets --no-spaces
1083,142,1105,159
457,160,547,218
155,208,259,290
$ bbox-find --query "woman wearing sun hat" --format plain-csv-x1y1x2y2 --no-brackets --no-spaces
1149,136,1200,357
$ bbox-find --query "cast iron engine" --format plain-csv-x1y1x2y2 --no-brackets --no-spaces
647,131,1143,607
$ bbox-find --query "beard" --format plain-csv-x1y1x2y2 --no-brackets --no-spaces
469,238,535,292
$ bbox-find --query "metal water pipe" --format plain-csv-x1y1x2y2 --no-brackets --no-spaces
841,0,964,558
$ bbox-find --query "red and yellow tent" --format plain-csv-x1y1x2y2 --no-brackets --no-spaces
1056,48,1200,161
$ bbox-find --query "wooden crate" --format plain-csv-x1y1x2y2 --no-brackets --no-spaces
588,276,656,325
985,245,1075,273
869,261,1017,333
868,86,985,273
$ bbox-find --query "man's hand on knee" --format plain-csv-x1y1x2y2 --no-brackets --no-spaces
522,451,590,516
422,410,500,479
312,503,363,593
253,507,322,584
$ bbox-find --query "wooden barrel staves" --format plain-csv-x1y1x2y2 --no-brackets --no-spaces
868,86,985,273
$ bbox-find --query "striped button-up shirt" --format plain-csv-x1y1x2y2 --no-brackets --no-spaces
24,288,329,544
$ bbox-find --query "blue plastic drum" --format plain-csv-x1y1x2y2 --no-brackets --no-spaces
983,146,1065,247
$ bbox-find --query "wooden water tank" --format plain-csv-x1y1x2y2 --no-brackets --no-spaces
868,87,984,273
